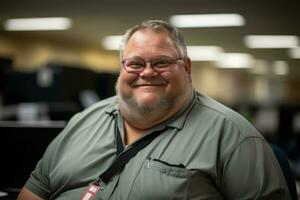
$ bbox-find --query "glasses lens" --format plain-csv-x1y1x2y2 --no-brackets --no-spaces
151,56,174,71
124,58,145,72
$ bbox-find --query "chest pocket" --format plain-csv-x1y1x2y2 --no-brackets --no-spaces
129,158,190,200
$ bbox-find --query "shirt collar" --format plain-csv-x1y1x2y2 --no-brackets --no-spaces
104,96,119,115
163,91,196,130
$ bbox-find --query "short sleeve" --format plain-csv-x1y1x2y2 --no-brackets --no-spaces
24,158,51,199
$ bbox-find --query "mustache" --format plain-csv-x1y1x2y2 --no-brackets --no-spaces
131,79,167,87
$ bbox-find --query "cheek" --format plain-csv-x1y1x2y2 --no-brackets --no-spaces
118,71,139,94
164,68,187,83
164,72,190,93
119,70,139,84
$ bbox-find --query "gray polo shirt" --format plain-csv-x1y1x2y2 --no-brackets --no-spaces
25,91,290,199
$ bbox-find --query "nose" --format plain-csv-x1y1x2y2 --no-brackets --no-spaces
139,62,158,77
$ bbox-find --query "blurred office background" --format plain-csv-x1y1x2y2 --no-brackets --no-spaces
0,0,300,198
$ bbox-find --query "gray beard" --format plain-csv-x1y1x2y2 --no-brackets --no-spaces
122,93,171,114
115,81,175,121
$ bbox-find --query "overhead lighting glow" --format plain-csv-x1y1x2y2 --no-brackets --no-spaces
102,35,123,50
272,60,289,75
250,59,269,74
169,14,245,28
288,47,300,59
187,46,223,61
244,35,299,48
217,53,254,68
4,17,72,31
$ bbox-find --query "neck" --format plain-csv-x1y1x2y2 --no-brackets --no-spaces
122,107,174,145
123,120,147,145
123,105,171,129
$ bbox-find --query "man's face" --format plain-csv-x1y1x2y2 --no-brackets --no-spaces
117,29,192,114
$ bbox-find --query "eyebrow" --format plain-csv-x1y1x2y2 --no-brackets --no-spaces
128,55,172,60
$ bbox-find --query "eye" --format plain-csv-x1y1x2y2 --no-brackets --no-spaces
125,59,145,69
152,58,173,68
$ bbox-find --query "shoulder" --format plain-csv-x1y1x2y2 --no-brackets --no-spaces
186,92,266,159
66,96,119,126
39,95,119,168
77,95,119,118
193,91,262,139
47,96,119,150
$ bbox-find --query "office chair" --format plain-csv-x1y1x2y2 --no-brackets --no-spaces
270,144,298,200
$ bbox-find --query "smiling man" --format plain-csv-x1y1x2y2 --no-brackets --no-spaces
117,27,193,143
18,20,290,200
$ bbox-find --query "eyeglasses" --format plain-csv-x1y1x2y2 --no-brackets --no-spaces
121,55,183,74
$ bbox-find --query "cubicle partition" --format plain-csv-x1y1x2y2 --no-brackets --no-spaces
0,121,65,199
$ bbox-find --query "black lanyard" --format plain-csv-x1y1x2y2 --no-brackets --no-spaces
80,121,166,200
115,122,124,156
97,122,165,185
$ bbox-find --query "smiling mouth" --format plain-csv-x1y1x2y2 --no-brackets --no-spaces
134,84,165,87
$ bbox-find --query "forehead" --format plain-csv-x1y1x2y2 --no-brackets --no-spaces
123,29,179,58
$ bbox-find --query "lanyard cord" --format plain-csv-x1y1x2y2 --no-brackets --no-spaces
115,122,124,156
98,122,164,185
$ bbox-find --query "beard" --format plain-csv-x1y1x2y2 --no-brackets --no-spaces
121,91,172,113
115,78,176,120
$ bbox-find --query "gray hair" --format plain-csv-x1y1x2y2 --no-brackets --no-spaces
119,20,187,60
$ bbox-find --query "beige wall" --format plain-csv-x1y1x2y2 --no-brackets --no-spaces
0,35,120,72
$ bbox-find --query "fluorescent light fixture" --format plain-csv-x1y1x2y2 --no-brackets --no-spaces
169,14,245,28
244,35,299,48
217,53,254,68
288,47,300,59
272,60,289,75
102,35,123,50
4,17,72,31
187,46,223,61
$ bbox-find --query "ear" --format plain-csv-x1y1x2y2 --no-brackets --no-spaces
183,57,192,81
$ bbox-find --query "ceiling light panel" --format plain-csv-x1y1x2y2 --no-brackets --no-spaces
169,14,245,28
272,60,289,75
187,46,223,61
217,53,254,68
102,35,123,50
4,17,72,31
244,35,299,48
